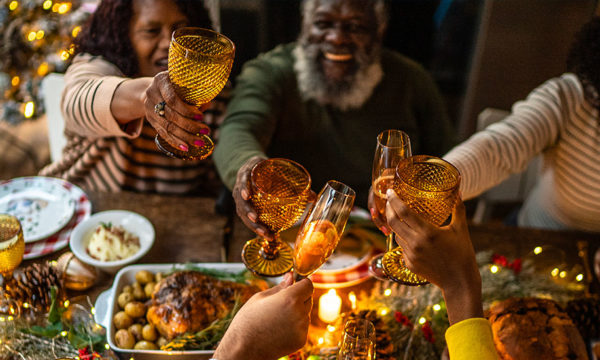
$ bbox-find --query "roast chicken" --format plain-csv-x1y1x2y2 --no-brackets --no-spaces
146,271,260,339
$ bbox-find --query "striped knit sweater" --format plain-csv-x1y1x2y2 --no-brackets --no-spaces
39,54,226,195
445,73,600,232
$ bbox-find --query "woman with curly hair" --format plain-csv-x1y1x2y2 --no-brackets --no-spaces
40,0,227,195
443,16,600,232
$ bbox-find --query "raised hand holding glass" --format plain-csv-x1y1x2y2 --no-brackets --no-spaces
155,27,235,160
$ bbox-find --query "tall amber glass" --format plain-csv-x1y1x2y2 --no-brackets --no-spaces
0,215,24,280
293,180,355,279
242,158,312,277
368,130,412,281
382,155,461,284
155,27,235,160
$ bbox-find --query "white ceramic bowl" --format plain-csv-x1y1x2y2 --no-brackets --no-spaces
70,210,155,274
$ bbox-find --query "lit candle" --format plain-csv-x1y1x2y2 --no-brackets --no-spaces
318,289,342,323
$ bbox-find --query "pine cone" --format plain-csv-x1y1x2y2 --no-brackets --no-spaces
565,296,600,342
347,310,394,359
3,262,63,312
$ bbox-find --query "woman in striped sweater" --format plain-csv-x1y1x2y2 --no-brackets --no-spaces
444,17,600,232
40,0,226,195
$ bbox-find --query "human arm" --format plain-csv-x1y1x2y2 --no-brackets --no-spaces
384,190,499,359
61,54,209,150
443,76,572,200
213,273,313,360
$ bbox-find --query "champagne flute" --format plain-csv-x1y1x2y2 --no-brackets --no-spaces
382,155,461,284
242,158,312,277
0,214,24,281
293,180,355,281
368,130,412,281
155,27,235,160
337,319,376,360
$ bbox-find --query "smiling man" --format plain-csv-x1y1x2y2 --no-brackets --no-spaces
214,0,454,231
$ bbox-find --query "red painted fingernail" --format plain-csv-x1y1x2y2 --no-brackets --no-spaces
179,144,188,152
382,226,390,235
193,114,204,121
248,212,257,222
256,228,265,237
194,140,205,147
199,128,209,135
241,189,249,200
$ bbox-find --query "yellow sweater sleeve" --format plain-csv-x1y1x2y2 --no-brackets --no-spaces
445,318,499,360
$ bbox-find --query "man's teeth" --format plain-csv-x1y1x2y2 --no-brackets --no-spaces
324,52,353,61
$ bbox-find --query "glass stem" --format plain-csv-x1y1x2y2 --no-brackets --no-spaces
386,233,395,252
260,234,281,260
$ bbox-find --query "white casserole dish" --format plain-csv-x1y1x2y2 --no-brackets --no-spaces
94,263,247,359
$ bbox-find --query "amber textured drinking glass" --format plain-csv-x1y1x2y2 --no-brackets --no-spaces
155,27,235,160
337,319,376,360
368,130,413,282
242,158,312,277
0,215,24,280
293,180,355,280
382,155,461,284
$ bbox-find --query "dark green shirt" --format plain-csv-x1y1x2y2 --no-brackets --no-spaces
214,43,454,207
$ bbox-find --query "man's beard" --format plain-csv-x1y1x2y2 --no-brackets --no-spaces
293,42,383,111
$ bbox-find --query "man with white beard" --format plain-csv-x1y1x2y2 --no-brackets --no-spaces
214,0,454,238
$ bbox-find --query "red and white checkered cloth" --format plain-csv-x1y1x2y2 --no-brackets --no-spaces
23,180,91,259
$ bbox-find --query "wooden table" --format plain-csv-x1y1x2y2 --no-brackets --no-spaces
21,190,600,300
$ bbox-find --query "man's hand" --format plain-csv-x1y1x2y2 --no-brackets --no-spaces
385,190,482,325
214,273,314,360
144,71,211,152
232,155,273,239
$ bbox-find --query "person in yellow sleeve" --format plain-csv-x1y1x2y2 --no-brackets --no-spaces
385,189,499,360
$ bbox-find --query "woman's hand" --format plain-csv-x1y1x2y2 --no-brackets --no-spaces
385,190,483,324
144,71,211,152
214,273,313,360
232,156,273,239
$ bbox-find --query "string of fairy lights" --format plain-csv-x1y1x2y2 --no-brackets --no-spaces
0,0,92,125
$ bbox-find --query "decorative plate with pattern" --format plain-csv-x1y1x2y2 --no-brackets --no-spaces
23,181,91,259
0,177,77,242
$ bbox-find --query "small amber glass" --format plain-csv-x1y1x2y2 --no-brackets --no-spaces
0,214,24,280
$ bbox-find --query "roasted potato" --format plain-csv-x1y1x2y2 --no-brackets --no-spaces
124,301,146,318
135,270,154,284
115,329,135,349
128,323,143,341
134,340,158,350
113,311,133,330
117,292,133,309
142,324,158,342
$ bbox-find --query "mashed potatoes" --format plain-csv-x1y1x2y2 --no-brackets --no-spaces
87,223,140,261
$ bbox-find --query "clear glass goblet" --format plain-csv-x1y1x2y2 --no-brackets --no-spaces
368,129,411,281
293,180,355,280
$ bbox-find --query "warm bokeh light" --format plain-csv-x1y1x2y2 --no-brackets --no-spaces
418,317,426,325
384,288,392,296
559,271,567,278
72,25,81,38
23,101,35,118
490,265,499,274
348,291,357,310
533,246,542,255
9,1,18,11
11,76,20,86
27,31,37,42
52,3,60,12
379,308,389,316
58,2,71,14
36,30,45,40
327,324,336,332
551,268,559,277
60,50,70,61
433,304,441,312
37,62,49,76
43,0,52,10
576,273,584,282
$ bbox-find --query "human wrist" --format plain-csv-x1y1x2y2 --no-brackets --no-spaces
213,326,260,360
441,274,483,325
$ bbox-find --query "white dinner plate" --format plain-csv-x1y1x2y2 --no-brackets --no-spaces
0,177,77,243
